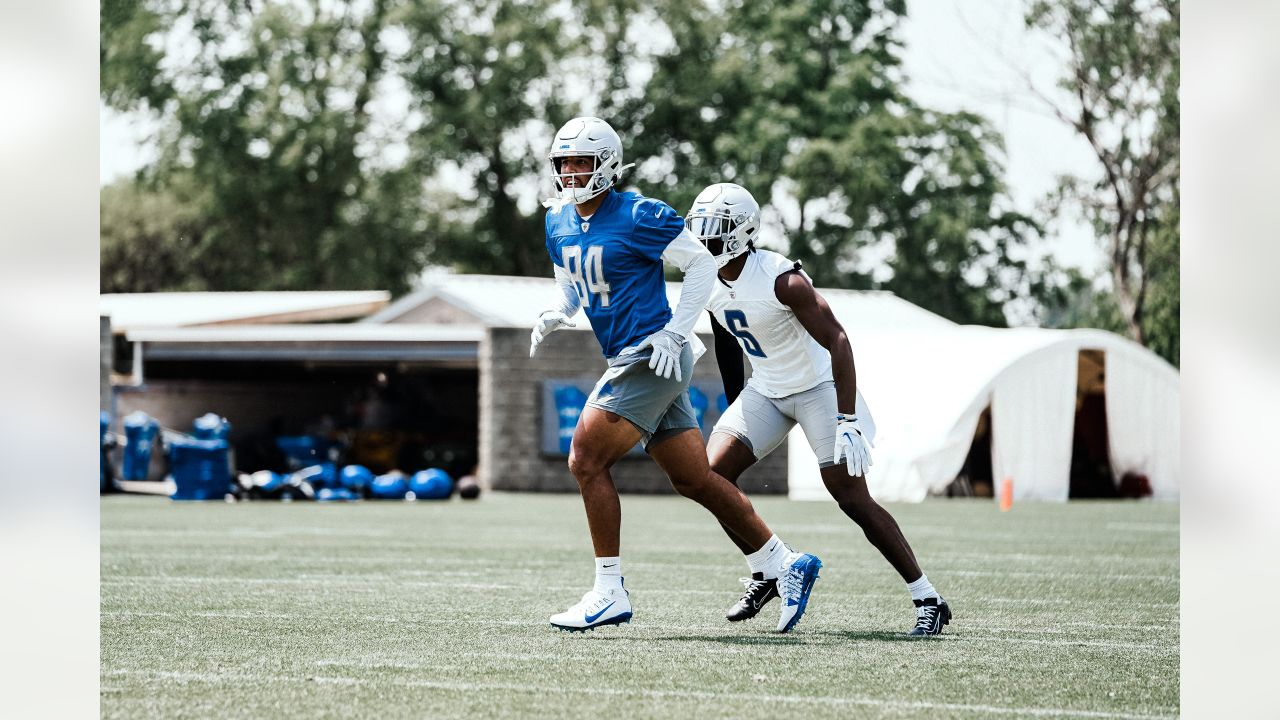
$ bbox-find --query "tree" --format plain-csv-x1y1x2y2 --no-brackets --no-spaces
1025,0,1179,353
393,0,564,277
101,0,428,294
621,0,1041,326
100,177,204,293
1033,265,1127,333
393,0,658,277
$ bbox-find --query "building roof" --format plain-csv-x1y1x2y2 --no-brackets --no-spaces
125,324,484,343
101,291,390,332
364,273,954,335
125,324,484,363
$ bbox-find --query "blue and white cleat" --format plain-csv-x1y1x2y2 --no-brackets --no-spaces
550,587,633,632
776,552,822,633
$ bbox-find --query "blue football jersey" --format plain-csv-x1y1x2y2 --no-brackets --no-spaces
544,190,686,357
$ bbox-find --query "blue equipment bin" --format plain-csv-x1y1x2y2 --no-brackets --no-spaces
122,411,160,481
100,411,112,492
276,435,333,470
410,468,452,500
193,412,231,441
169,437,233,501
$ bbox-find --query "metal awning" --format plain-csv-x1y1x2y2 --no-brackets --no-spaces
101,291,391,332
124,325,485,363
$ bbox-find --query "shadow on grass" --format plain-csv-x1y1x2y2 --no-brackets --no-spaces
810,629,945,643
578,633,813,646
578,629,940,645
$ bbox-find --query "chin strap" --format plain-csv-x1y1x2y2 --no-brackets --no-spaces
541,164,637,211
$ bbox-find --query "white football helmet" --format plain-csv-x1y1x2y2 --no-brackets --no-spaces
685,183,761,268
548,117,626,205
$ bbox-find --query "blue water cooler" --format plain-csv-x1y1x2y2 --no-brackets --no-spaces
168,437,233,501
122,411,160,481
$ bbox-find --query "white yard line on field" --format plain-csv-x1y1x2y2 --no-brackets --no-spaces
103,668,1176,719
101,610,539,626
946,569,1177,582
934,552,1176,565
102,527,397,538
1103,522,1178,532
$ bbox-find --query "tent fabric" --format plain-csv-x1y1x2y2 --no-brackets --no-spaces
1105,343,1180,499
787,326,1179,503
991,346,1078,502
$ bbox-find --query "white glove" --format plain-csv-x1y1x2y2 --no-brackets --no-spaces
834,413,874,477
529,311,576,357
636,329,687,381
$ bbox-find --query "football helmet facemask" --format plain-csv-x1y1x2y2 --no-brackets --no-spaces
685,182,761,269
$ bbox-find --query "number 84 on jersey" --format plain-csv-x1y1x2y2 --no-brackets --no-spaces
563,245,612,308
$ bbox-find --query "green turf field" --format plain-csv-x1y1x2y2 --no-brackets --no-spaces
101,493,1178,719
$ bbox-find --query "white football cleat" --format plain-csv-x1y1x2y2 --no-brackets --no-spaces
775,551,822,633
550,586,633,632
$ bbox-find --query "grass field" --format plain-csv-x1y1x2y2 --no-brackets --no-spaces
101,493,1178,719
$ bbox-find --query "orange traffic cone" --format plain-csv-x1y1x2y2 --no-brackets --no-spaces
999,477,1013,512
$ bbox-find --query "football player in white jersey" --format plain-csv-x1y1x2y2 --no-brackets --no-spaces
531,119,822,633
686,182,951,636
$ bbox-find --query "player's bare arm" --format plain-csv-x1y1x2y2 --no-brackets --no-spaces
773,270,857,412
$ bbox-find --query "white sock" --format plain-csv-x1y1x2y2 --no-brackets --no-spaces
746,535,790,580
594,556,623,592
907,574,939,602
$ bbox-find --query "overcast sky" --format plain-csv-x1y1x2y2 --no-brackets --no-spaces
99,0,1106,275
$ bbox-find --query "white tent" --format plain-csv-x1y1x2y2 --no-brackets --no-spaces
788,325,1180,503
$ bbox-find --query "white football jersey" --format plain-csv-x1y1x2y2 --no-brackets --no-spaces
707,249,833,398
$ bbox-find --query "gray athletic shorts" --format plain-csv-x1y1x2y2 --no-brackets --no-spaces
712,381,843,468
586,343,699,450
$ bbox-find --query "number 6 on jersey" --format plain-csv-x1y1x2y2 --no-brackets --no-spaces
724,309,767,358
563,245,612,308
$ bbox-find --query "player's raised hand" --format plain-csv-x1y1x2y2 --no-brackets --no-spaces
636,329,686,382
834,413,874,478
530,311,576,357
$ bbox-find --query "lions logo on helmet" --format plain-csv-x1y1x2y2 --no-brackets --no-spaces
548,117,629,205
685,183,761,269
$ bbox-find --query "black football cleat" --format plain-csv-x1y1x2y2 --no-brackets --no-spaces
909,596,952,636
726,572,779,622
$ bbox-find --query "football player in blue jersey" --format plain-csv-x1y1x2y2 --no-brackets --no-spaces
531,117,822,633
